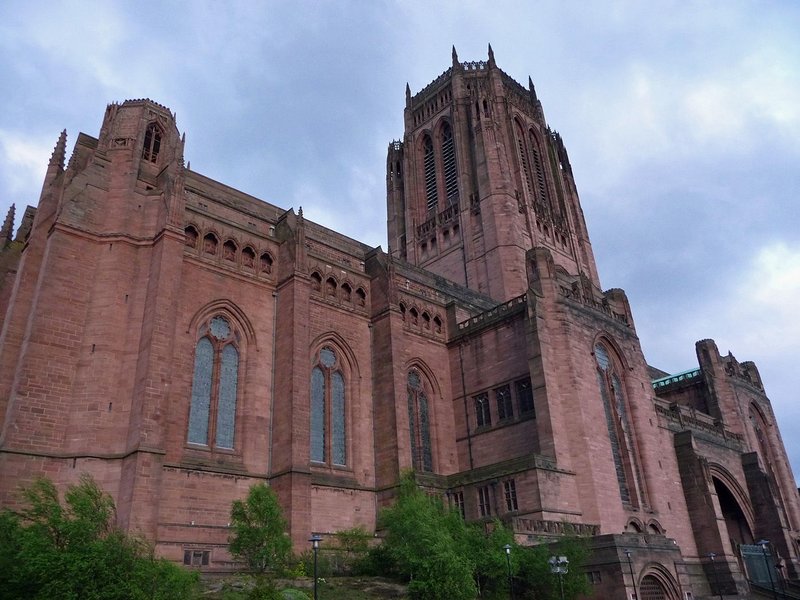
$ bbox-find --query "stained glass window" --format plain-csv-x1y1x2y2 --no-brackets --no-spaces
595,342,640,506
496,385,513,420
516,379,534,415
187,315,240,450
475,393,491,428
408,370,433,472
188,338,213,444
310,346,347,466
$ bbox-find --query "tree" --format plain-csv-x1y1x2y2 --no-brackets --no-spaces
0,474,197,600
373,473,477,600
515,534,592,600
229,483,291,574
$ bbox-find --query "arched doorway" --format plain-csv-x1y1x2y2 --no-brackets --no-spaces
713,476,754,547
640,575,668,600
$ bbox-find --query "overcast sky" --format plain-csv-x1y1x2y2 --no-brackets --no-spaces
1,1,798,475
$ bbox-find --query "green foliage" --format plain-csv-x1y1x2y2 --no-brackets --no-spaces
369,472,592,600
0,474,197,600
371,472,477,600
334,525,371,554
229,483,291,574
514,534,592,600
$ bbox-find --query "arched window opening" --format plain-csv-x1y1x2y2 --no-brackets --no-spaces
515,121,533,199
409,307,419,325
341,283,352,302
433,316,442,334
242,247,255,269
441,122,458,205
423,135,438,212
399,302,407,320
310,271,322,291
259,252,273,274
595,342,642,507
142,122,162,163
325,277,337,297
356,287,366,307
422,312,431,329
184,226,198,249
408,370,433,472
310,346,346,466
529,132,549,208
187,315,240,449
203,233,218,256
223,240,237,261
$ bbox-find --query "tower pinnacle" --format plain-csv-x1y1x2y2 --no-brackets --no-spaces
49,129,67,172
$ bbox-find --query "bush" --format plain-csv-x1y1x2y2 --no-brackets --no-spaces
229,483,291,575
0,474,197,600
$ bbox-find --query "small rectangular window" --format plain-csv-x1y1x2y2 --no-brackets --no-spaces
184,549,210,567
478,485,492,517
452,491,465,519
475,393,491,428
503,479,518,512
516,378,535,415
496,385,513,420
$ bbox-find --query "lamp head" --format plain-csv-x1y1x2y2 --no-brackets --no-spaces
309,534,322,549
503,544,512,555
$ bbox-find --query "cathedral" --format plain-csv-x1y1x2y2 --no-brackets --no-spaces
0,47,798,599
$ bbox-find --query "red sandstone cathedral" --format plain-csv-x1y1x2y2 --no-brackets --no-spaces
1,48,798,599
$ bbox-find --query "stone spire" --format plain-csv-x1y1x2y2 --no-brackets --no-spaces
1,204,15,246
405,82,411,107
528,76,538,102
452,45,459,67
49,129,67,172
487,43,495,67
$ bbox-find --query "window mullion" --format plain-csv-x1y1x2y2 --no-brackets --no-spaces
209,342,223,448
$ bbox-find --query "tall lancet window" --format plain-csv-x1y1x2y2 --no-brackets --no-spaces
188,315,240,449
311,346,346,466
441,122,458,205
408,370,433,472
515,121,533,199
595,342,641,507
423,135,438,212
142,122,162,163
529,131,550,209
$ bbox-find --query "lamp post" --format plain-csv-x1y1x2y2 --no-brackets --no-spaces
757,539,778,600
503,544,513,600
309,535,322,600
549,555,569,600
708,552,723,600
624,549,638,600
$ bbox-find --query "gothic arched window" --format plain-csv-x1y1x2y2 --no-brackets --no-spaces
187,315,240,449
142,122,162,163
408,370,433,472
311,346,346,466
595,342,641,507
441,122,458,205
515,120,533,200
422,135,438,212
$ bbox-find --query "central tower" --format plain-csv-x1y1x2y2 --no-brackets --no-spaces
387,45,599,302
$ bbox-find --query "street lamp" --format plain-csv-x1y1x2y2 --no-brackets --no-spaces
624,549,638,600
503,544,513,600
549,555,569,600
757,539,778,600
708,552,723,600
309,534,322,600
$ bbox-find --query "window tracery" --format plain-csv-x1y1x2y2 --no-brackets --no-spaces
142,122,162,163
187,315,240,450
595,342,641,507
423,134,438,212
407,370,433,472
311,346,347,466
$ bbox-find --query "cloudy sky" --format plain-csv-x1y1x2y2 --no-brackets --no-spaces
1,2,798,473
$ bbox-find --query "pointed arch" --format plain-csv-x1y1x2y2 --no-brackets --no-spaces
404,359,441,473
707,463,756,536
421,133,438,212
513,118,533,201
142,121,163,163
309,333,360,468
186,306,251,451
439,120,458,205
593,336,646,508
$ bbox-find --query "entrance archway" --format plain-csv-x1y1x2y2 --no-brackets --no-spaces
713,476,754,547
